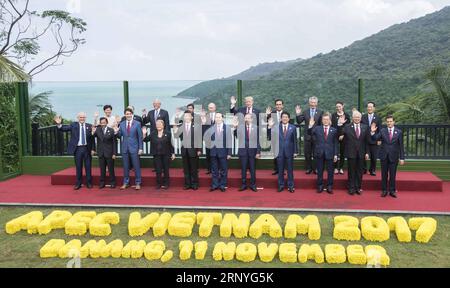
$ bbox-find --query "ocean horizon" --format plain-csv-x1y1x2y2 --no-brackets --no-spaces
30,80,202,123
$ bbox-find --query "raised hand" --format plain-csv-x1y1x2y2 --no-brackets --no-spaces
338,114,346,125
232,116,239,128
54,115,62,125
94,111,99,119
295,105,302,115
141,126,147,136
115,115,121,125
230,96,237,106
370,122,377,133
266,106,272,115
142,108,147,116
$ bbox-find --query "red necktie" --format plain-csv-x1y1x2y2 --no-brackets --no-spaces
247,107,250,114
356,125,360,139
389,129,393,142
246,125,250,139
283,125,287,138
324,126,328,141
127,121,131,134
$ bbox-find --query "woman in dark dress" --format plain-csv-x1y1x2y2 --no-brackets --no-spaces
143,119,175,189
331,101,351,174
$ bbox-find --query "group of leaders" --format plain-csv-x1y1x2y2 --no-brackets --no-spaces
54,95,405,198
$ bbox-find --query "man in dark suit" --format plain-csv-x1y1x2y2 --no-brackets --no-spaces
268,112,298,193
92,117,117,189
142,99,170,133
371,115,405,198
361,101,382,176
233,113,261,192
342,110,370,195
205,112,232,192
115,108,144,190
295,96,323,174
230,95,261,125
331,101,350,175
266,99,285,175
54,113,94,190
173,111,202,190
309,112,339,194
200,102,217,175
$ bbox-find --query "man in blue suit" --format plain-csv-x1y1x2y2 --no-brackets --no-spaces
114,107,143,190
370,115,405,198
206,112,232,192
233,113,261,192
309,112,339,194
54,113,94,190
269,112,298,193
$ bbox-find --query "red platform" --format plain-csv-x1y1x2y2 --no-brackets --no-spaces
51,168,443,192
0,169,449,214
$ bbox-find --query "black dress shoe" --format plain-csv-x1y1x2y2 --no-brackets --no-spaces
238,186,247,191
389,191,397,198
317,186,323,193
110,185,116,189
313,170,317,175
220,187,226,192
277,187,284,192
370,172,376,176
192,186,198,191
326,187,333,194
74,185,81,190
250,187,257,192
348,190,355,195
86,184,93,189
305,169,313,174
381,190,388,197
206,171,211,175
288,188,295,193
355,189,362,195
272,171,278,175
209,188,217,192
183,186,191,190
99,184,105,189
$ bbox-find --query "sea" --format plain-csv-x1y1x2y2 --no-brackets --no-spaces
29,80,202,123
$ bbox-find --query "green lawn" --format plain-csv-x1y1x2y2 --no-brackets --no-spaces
0,206,449,268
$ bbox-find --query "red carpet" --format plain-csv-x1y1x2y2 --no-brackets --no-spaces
51,168,443,192
0,169,449,214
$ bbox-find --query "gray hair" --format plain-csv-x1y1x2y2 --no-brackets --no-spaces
309,96,318,102
352,110,362,118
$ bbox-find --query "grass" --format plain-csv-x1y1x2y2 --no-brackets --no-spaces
0,206,449,268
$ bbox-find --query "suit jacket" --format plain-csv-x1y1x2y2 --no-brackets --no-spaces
174,123,202,157
234,124,261,157
93,126,117,158
342,123,370,158
118,120,143,154
230,106,261,124
361,113,382,145
144,130,174,156
269,123,298,158
207,124,233,158
58,122,94,155
372,127,405,162
331,112,351,136
142,109,170,133
309,125,339,160
296,108,323,140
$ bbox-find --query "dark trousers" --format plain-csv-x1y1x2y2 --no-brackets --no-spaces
211,156,228,189
304,140,315,171
182,155,199,188
273,157,278,173
98,156,115,186
364,144,379,173
317,157,334,187
154,154,170,187
277,156,294,189
347,156,364,191
74,146,92,186
381,158,399,192
334,140,346,170
240,155,256,188
205,148,212,172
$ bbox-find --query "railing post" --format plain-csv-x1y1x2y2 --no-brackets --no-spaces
0,137,3,181
237,79,243,107
358,78,364,112
123,80,129,110
31,123,39,156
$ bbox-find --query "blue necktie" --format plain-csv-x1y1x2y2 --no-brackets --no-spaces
310,109,315,119
81,124,86,145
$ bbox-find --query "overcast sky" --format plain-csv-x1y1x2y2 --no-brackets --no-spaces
27,0,450,81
